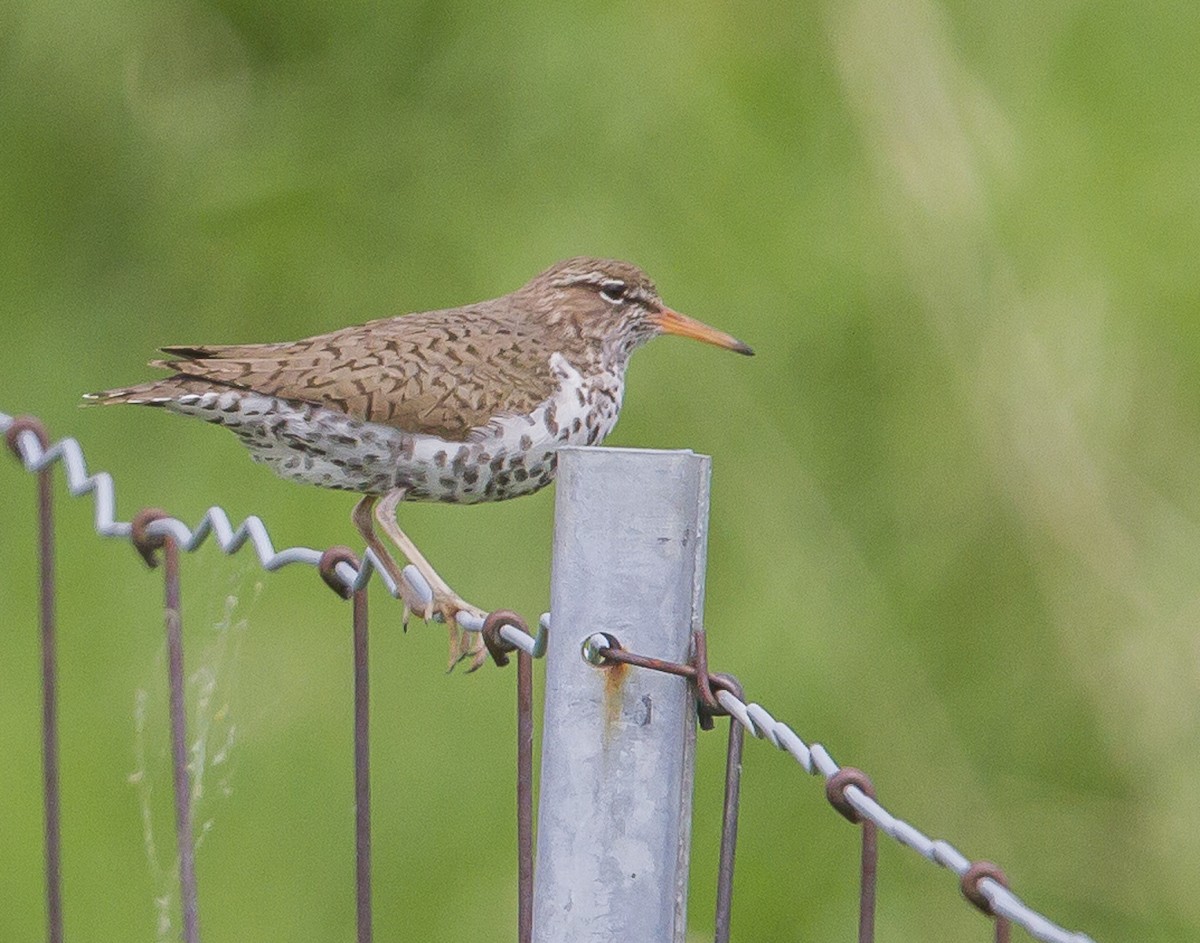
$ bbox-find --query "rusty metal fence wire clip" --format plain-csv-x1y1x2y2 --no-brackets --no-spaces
319,547,374,943
826,767,879,943
130,507,201,943
962,862,1013,943
5,417,64,943
706,671,745,943
481,611,539,943
690,630,746,943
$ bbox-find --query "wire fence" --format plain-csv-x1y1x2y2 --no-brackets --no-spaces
1,408,1098,943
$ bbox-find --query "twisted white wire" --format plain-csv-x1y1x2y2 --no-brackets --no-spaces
4,408,1097,938
0,410,547,653
713,687,1098,943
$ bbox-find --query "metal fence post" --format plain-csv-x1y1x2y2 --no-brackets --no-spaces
533,445,710,943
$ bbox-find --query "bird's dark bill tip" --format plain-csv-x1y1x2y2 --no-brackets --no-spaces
655,308,756,357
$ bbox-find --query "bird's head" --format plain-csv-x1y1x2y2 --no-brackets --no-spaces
520,257,754,366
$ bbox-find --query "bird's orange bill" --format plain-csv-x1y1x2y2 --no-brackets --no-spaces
654,308,754,356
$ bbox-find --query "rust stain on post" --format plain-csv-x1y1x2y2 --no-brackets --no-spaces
603,661,629,731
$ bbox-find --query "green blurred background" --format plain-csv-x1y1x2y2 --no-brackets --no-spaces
1,1,1196,940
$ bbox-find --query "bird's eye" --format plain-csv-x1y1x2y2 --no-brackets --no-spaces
599,280,627,304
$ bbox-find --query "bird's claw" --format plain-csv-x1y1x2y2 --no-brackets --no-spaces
427,593,489,673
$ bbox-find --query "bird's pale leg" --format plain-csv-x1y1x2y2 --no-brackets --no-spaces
350,495,426,626
374,488,488,671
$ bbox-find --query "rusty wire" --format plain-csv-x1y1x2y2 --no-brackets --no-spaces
516,648,534,943
711,672,745,943
5,417,63,943
132,508,201,943
827,767,879,943
2,409,1100,943
691,630,747,941
352,573,373,943
481,611,537,943
320,547,374,943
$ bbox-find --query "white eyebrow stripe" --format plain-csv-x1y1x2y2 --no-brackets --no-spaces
561,272,656,307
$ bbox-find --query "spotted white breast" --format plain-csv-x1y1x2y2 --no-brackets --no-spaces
158,352,624,502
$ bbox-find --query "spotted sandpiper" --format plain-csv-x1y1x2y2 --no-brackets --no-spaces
87,258,754,668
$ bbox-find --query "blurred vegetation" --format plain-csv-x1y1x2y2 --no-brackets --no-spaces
2,1,1197,940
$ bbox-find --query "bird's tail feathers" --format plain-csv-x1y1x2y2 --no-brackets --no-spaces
82,376,230,407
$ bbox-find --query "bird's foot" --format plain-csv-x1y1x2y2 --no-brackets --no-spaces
430,592,490,673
